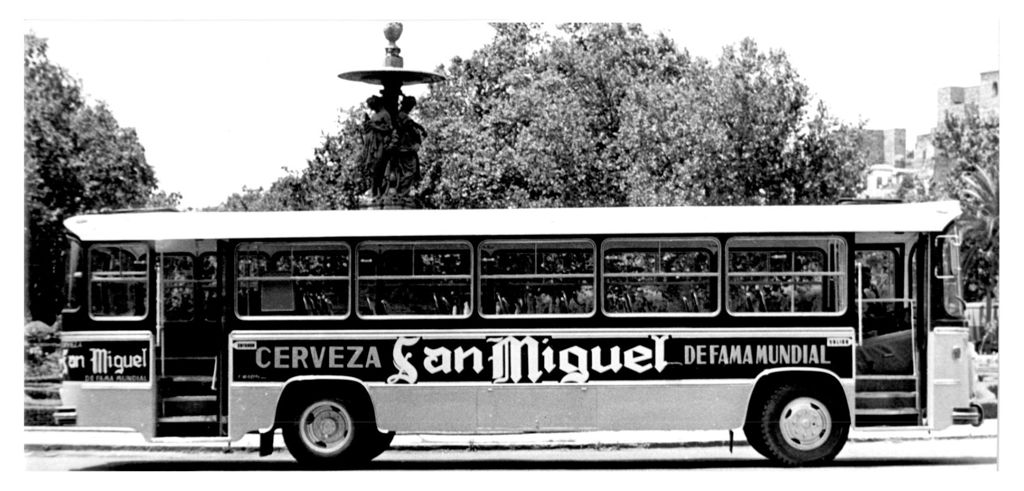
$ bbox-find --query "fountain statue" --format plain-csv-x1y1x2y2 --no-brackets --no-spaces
339,23,445,208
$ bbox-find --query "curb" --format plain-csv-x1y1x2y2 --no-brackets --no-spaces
24,429,997,454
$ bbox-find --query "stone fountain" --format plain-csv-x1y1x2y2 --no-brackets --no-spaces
339,23,445,209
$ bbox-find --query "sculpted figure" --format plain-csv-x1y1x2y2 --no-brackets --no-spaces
361,95,394,197
393,96,427,196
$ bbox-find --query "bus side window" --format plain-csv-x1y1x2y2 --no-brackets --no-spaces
602,238,719,316
357,241,472,318
236,243,350,319
89,243,149,319
480,240,596,318
726,237,847,316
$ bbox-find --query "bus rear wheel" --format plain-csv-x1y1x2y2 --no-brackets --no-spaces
283,397,369,468
755,384,849,466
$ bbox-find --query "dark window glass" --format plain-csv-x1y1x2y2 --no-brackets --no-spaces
198,254,219,321
64,239,84,311
162,254,195,322
480,240,595,317
603,239,719,315
727,237,846,315
89,244,148,318
236,243,350,318
357,241,471,318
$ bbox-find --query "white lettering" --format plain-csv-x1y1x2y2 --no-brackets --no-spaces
490,336,543,383
256,347,272,368
87,347,149,375
292,346,309,369
652,335,669,372
274,346,288,367
329,346,345,368
590,346,622,373
454,346,483,373
684,345,696,364
310,346,326,368
624,346,653,372
348,346,364,368
729,345,742,364
559,346,589,383
365,346,382,368
424,346,451,374
387,337,420,384
756,345,768,364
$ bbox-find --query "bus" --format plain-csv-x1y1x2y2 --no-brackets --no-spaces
55,200,982,467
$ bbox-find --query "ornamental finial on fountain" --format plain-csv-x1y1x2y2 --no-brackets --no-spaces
384,22,404,68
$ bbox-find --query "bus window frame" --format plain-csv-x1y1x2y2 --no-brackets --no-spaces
234,241,352,321
356,239,474,320
478,238,597,319
725,235,848,317
87,242,150,322
600,237,722,318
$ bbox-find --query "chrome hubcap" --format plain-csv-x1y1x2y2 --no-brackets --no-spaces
299,401,353,456
779,396,832,451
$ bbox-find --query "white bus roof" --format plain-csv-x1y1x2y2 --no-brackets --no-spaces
64,201,961,242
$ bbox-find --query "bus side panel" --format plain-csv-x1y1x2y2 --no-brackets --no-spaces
929,327,971,430
371,386,479,432
60,383,155,438
59,331,155,438
374,384,753,432
229,384,283,440
595,384,750,430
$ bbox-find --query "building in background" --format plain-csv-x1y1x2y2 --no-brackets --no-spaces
919,70,999,185
861,129,917,199
860,70,998,199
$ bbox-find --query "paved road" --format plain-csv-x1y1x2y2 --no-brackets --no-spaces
26,436,997,471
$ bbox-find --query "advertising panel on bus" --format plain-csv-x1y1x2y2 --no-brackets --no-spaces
231,333,854,384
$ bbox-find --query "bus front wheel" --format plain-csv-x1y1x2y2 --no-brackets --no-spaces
755,384,849,466
283,397,369,468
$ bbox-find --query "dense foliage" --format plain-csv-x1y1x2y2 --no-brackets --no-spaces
217,23,869,211
25,34,166,324
934,112,999,307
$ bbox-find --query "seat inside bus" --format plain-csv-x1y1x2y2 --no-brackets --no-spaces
856,329,913,375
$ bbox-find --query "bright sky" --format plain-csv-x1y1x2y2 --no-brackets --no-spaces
21,1,1003,209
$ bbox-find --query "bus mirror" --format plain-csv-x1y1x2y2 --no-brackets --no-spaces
934,234,961,279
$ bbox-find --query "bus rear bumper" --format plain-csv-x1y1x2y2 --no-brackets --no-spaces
952,403,984,427
53,407,78,426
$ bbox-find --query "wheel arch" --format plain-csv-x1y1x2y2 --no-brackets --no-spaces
743,368,853,427
271,376,380,431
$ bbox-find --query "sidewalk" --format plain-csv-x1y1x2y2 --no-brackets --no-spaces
24,420,998,454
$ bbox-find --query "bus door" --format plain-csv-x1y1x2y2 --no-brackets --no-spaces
155,239,225,437
853,241,924,427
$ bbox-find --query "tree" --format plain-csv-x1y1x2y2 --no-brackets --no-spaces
221,24,870,212
25,33,164,323
933,112,999,307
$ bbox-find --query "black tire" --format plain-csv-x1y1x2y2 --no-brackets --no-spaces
742,422,770,458
755,384,849,466
282,396,371,468
363,430,395,461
